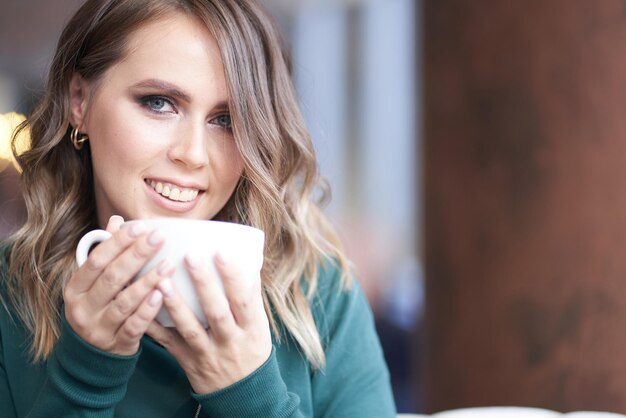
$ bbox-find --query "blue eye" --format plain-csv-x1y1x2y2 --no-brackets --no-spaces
212,114,232,129
148,98,166,110
140,96,175,113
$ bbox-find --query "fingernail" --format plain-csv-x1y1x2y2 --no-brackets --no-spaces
128,222,146,238
147,229,165,246
149,290,163,306
159,279,173,297
185,251,202,269
110,215,124,225
157,259,174,276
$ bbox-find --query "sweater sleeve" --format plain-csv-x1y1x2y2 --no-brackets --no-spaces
26,315,140,417
193,347,304,418
310,264,397,417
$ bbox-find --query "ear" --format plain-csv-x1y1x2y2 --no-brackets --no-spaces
68,72,90,131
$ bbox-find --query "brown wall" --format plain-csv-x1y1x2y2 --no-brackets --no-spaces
423,0,626,412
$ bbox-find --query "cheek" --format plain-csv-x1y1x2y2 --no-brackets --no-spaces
207,130,239,162
218,141,245,183
90,118,167,167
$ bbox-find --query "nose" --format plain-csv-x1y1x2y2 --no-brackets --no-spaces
167,119,209,169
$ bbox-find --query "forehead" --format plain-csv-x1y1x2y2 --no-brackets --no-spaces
98,12,228,100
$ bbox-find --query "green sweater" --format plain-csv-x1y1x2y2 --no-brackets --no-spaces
0,244,395,417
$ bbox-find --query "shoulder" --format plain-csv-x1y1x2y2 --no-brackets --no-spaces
309,258,353,310
0,239,13,284
311,259,346,298
309,259,373,347
0,240,11,287
0,239,10,261
0,240,16,320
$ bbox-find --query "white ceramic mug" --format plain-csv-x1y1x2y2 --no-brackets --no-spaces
76,218,265,327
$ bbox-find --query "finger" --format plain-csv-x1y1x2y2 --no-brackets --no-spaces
68,221,148,295
185,253,236,339
113,289,164,355
87,228,165,309
214,252,264,327
104,258,175,331
146,321,185,356
105,215,125,233
158,278,210,351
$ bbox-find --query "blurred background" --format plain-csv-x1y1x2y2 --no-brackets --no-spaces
7,0,626,416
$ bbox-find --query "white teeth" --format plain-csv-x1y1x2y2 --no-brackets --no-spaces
148,180,200,202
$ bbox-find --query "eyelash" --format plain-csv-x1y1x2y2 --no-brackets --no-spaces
138,95,232,131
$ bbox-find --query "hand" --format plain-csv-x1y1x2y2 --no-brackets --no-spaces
146,252,272,394
64,215,175,355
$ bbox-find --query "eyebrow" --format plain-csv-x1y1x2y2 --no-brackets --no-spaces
130,79,230,110
131,79,191,103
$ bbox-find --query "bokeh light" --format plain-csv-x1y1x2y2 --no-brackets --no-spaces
0,112,29,172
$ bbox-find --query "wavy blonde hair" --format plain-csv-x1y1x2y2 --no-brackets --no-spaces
6,0,350,369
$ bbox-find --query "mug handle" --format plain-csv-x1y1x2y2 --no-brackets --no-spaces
76,229,112,266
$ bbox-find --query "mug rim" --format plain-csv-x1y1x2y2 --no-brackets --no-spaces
123,218,264,235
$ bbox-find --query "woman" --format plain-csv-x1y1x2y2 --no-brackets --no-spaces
0,0,395,416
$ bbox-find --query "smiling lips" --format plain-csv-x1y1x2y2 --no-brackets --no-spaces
148,179,200,202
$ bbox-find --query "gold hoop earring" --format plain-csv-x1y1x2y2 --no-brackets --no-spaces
71,126,89,150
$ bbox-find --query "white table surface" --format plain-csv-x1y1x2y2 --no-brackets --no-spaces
399,407,626,418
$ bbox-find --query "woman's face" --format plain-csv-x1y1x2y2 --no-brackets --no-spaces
70,13,243,227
